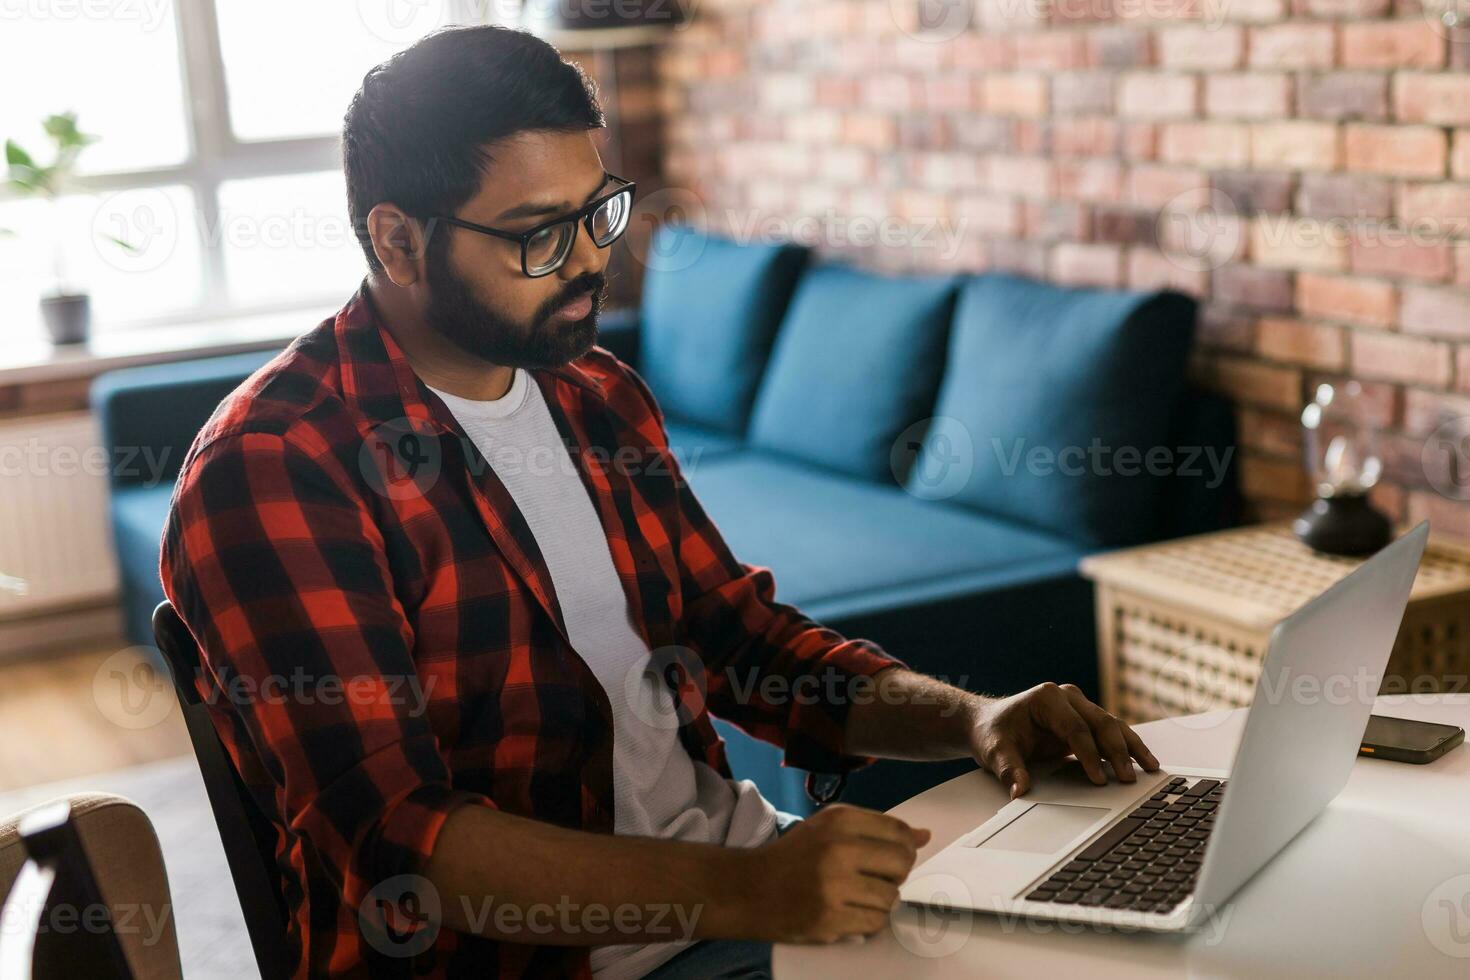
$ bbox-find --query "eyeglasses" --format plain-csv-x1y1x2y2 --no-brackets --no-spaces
428,173,636,279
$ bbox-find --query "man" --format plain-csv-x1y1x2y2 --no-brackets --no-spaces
162,25,1159,980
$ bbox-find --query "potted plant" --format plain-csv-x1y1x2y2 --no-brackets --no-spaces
1,112,133,346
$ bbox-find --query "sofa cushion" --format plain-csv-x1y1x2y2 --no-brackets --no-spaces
685,452,1085,620
746,265,956,483
664,420,745,469
911,275,1196,548
639,226,808,435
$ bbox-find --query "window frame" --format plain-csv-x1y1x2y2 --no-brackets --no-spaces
0,0,484,332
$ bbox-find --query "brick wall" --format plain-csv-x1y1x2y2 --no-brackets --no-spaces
653,0,1470,531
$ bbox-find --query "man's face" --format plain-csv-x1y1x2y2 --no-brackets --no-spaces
424,130,611,369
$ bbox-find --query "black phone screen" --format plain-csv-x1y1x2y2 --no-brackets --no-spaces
1362,714,1462,752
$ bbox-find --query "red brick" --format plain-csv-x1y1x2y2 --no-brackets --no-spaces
1014,32,1086,71
1296,174,1393,220
1204,355,1305,411
1240,455,1312,505
1160,122,1251,168
1408,492,1470,539
1205,74,1292,119
988,156,1054,198
1213,172,1296,214
1256,316,1346,369
1454,130,1470,181
1051,242,1123,288
1399,285,1470,339
1213,263,1296,312
1249,24,1336,69
1295,0,1391,16
1088,27,1152,69
1093,206,1156,245
1349,331,1452,386
1250,215,1349,271
1296,73,1389,122
1343,125,1446,178
1051,71,1114,115
1459,345,1470,393
1250,122,1339,172
1395,74,1470,126
1014,120,1048,155
1403,389,1470,436
1158,26,1246,70
1237,406,1303,458
1198,308,1257,352
1340,22,1446,69
944,35,1014,71
1023,201,1090,241
983,75,1049,116
1123,123,1158,160
957,194,1023,238
1349,235,1455,281
1126,165,1208,208
1126,247,1209,295
1296,273,1397,328
1398,182,1470,226
1118,73,1198,119
1051,117,1120,157
1054,158,1121,202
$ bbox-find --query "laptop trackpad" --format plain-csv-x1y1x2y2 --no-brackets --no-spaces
973,803,1110,854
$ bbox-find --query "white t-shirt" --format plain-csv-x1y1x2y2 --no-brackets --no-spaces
427,370,778,978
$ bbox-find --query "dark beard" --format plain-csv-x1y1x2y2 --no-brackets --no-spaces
424,248,604,369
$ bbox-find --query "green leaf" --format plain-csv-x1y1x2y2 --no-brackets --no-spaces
44,112,97,152
0,227,15,238
99,232,139,254
4,139,35,170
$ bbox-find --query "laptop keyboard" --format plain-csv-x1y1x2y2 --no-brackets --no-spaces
1024,775,1227,913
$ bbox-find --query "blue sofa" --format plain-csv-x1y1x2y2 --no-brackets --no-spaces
93,229,1236,815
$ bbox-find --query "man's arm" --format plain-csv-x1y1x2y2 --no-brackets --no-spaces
422,799,928,946
845,667,1161,798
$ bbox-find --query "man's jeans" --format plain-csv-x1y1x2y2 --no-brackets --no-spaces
640,810,803,980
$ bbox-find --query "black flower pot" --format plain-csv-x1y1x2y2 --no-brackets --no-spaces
1292,493,1392,557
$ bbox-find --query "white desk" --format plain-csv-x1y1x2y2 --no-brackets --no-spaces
776,694,1470,979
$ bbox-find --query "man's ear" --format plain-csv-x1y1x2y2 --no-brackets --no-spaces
367,203,432,287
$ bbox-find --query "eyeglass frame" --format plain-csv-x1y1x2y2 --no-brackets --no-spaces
425,172,637,279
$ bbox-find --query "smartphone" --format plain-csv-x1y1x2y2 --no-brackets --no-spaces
1359,714,1465,764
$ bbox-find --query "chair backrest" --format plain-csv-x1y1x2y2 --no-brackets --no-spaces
0,796,180,980
151,602,289,980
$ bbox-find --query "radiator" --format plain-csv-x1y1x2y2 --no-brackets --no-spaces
0,412,120,620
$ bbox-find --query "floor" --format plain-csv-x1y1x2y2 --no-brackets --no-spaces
0,639,253,978
0,642,191,793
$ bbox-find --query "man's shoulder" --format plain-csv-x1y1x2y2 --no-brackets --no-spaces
187,317,351,465
569,343,668,444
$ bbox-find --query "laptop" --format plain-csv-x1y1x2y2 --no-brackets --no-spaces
899,521,1429,932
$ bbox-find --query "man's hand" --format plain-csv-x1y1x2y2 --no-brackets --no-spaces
743,804,930,944
969,681,1160,799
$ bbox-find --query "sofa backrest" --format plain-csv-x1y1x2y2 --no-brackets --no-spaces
745,263,958,482
639,226,808,435
91,349,280,489
907,274,1199,548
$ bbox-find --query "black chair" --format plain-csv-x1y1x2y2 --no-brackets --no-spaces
152,602,289,980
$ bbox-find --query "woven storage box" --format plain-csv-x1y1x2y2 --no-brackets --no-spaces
1080,523,1470,724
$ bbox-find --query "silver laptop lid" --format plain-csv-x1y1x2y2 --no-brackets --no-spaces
1190,522,1428,919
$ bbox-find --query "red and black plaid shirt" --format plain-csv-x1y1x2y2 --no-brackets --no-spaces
161,283,899,978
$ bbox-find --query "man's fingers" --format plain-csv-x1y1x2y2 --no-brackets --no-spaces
1062,684,1161,774
1121,723,1161,771
819,804,928,848
845,839,920,883
987,743,1031,799
1034,688,1106,784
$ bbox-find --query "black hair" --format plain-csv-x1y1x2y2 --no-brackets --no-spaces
342,25,605,274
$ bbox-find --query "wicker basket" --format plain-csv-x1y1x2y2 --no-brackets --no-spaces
1081,523,1470,723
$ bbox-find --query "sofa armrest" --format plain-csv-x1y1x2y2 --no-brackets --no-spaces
596,306,640,368
90,349,279,490
1157,385,1241,539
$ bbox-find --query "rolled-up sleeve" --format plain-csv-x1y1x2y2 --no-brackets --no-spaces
161,430,492,917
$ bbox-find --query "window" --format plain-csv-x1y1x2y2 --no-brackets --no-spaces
0,0,483,337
